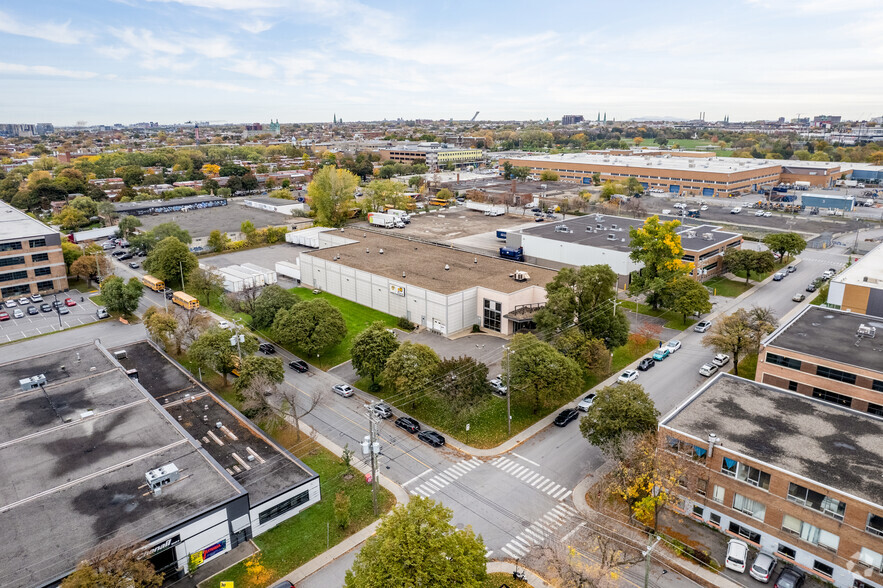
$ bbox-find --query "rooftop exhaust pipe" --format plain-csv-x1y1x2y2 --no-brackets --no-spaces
707,433,719,458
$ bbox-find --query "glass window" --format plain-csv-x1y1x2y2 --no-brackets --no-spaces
728,521,761,544
783,514,840,551
28,238,47,248
812,560,834,577
692,505,704,517
696,478,707,497
766,353,802,370
787,482,846,520
1,284,32,297
816,365,857,385
812,387,852,407
873,380,883,393
0,256,25,267
777,544,796,559
0,270,28,283
733,493,766,521
31,253,49,263
869,403,883,417
709,513,721,526
859,548,883,572
0,241,23,252
788,380,798,391
724,460,771,490
712,485,725,503
868,513,883,537
257,490,310,525
33,267,51,277
721,457,738,477
482,299,501,333
36,280,54,291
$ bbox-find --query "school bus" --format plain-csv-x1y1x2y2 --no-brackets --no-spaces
172,291,200,310
230,354,241,377
141,275,165,292
428,197,450,207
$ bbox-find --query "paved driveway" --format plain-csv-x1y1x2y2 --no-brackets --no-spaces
0,290,101,344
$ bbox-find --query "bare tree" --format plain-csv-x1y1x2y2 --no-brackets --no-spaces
227,286,260,316
239,374,324,441
171,307,211,354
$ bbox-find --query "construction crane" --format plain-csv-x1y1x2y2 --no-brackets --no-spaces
470,111,479,122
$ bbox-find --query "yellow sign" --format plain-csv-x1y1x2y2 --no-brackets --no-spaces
220,583,234,588
389,284,405,297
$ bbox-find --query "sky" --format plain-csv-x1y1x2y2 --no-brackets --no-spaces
1,0,882,126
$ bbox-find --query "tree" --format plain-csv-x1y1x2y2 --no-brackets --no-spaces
307,165,358,227
187,266,225,307
69,195,98,218
762,232,806,262
100,276,143,315
116,165,144,187
233,355,284,393
535,264,629,349
351,322,400,384
335,490,351,529
435,187,453,202
239,369,323,440
512,166,531,181
69,254,112,281
437,356,490,415
56,206,88,230
240,220,257,244
151,222,192,244
207,229,229,252
117,215,142,239
540,170,559,181
344,497,487,588
626,176,644,196
744,305,777,352
363,179,405,212
143,307,178,349
60,544,163,588
170,306,212,355
504,333,582,413
144,236,198,288
188,326,258,385
272,298,347,357
381,341,440,406
252,284,301,329
662,275,711,322
61,240,83,271
553,330,611,377
701,309,755,375
592,172,601,186
723,248,775,284
628,216,692,309
579,382,659,460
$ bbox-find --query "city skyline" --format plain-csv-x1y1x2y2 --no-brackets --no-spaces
1,0,882,125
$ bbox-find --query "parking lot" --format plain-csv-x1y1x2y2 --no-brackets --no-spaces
0,290,101,344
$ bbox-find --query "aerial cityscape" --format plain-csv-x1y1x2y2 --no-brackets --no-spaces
1,2,883,588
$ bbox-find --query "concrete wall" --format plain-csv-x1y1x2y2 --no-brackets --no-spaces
519,233,636,275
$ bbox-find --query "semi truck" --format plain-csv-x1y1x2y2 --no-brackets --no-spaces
499,246,524,262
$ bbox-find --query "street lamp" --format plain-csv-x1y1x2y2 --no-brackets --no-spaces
52,293,62,329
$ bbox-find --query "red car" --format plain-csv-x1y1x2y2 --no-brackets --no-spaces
0,311,9,321
64,298,76,307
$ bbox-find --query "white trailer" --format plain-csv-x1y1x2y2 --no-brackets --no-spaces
368,212,396,228
241,263,278,285
465,200,506,216
229,264,266,287
219,273,247,292
220,267,256,289
275,260,301,281
285,227,334,248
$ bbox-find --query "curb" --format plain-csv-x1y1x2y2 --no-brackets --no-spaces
487,560,552,587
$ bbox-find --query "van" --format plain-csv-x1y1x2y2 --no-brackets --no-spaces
96,307,109,319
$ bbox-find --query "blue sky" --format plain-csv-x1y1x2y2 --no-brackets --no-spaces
1,0,881,125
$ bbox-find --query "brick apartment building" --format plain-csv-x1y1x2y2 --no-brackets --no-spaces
0,201,68,299
660,374,883,588
756,305,883,418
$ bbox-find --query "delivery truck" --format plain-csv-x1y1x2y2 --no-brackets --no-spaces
368,212,398,228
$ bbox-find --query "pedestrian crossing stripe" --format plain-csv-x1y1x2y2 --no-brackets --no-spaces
411,458,481,497
491,456,572,500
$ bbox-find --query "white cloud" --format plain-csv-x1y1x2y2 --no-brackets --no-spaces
240,19,274,33
137,75,257,93
0,62,99,78
109,27,237,70
0,10,91,44
144,0,289,10
226,58,276,78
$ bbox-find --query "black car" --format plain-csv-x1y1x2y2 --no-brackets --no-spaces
805,282,817,293
111,250,126,257
395,416,420,434
119,253,133,260
40,303,52,312
773,566,805,588
164,289,174,300
417,430,445,447
289,359,308,372
554,408,579,427
27,306,38,315
259,343,276,354
637,357,655,371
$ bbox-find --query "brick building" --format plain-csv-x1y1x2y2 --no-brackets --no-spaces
661,374,883,588
0,201,68,299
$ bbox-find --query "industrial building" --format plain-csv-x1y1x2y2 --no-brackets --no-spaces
299,232,558,335
661,374,883,588
801,193,855,212
0,341,318,587
243,196,308,216
379,143,484,171
497,153,842,196
756,305,883,417
502,214,742,283
826,244,883,316
0,201,68,299
114,195,228,217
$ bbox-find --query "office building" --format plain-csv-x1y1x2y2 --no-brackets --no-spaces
379,143,484,170
0,201,68,299
826,244,883,317
561,114,584,125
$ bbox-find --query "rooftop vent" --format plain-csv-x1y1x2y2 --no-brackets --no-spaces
607,234,617,241
379,248,384,254
857,324,877,338
19,374,47,392
554,225,569,233
444,264,450,271
702,233,714,241
513,270,530,282
585,226,593,232
685,231,697,239
146,463,180,491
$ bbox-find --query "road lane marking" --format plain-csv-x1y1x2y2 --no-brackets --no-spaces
512,452,540,467
402,468,433,487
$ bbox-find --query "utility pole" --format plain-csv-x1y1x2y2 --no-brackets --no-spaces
643,535,661,588
364,406,380,516
505,345,512,436
179,260,185,291
612,297,620,317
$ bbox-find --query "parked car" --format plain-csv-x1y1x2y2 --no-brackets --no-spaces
58,307,70,315
577,393,597,411
40,303,52,312
96,307,109,319
792,293,805,302
64,298,76,307
772,272,786,281
259,343,276,354
27,306,38,315
749,551,777,583
418,430,445,447
289,359,309,373
651,348,670,361
694,320,712,333
618,370,639,384
30,294,43,303
52,299,63,308
17,297,30,306
773,566,805,588
712,353,730,367
489,377,508,396
129,262,140,269
553,408,579,427
699,363,719,377
786,265,796,273
119,253,134,260
637,357,655,371
4,299,16,308
755,209,765,217
664,340,682,353
700,205,708,211
369,403,393,419
725,539,749,573
12,308,23,318
0,311,9,321
395,416,420,434
332,384,354,398
763,211,772,217
269,581,294,588
805,283,817,293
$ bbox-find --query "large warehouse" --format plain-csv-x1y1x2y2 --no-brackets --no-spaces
299,232,558,335
0,341,318,587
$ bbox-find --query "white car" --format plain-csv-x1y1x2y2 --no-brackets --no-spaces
700,205,708,211
218,320,231,329
30,294,43,303
699,363,719,377
712,353,730,366
763,211,772,217
617,370,639,384
4,299,16,308
755,210,765,216
577,393,596,411
18,297,30,306
725,539,749,573
730,207,742,214
661,208,672,215
332,384,354,398
664,340,682,353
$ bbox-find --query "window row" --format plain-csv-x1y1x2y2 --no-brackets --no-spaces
1,238,48,250
765,352,802,370
721,457,771,490
257,490,310,525
0,267,54,282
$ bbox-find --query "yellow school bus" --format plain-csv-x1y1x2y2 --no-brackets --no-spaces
172,291,199,310
141,275,165,292
230,354,241,377
429,197,450,207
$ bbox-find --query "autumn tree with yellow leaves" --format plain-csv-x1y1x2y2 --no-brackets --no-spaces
627,216,693,309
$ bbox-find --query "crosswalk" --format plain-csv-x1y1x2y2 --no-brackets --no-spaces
490,456,572,501
409,457,482,498
500,503,579,560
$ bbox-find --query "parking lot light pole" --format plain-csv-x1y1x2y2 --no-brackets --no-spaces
52,293,62,329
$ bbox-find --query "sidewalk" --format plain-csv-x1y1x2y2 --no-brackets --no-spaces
487,561,551,587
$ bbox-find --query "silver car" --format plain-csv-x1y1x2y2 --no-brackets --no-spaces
749,551,777,583
332,384,354,398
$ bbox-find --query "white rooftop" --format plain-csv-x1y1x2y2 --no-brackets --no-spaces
0,201,56,241
832,243,883,288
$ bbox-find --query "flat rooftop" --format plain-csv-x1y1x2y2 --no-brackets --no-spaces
114,194,227,212
831,244,883,288
0,200,56,241
306,231,558,294
517,214,740,253
0,343,242,588
763,306,883,374
505,153,785,174
111,342,316,505
138,200,310,238
663,374,883,506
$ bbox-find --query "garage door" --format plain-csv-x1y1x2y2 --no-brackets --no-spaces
702,188,714,196
669,185,680,193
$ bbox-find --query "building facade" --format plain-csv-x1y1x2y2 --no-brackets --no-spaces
0,201,68,299
826,244,883,317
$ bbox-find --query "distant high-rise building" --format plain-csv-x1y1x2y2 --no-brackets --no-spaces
812,115,842,128
561,114,584,125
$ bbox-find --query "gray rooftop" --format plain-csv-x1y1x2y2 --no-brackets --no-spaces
0,343,242,588
764,306,883,374
517,214,740,253
113,194,227,212
0,200,57,241
663,374,883,506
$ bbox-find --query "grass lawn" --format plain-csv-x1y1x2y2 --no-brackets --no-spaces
90,294,106,306
618,300,697,330
484,572,530,587
703,276,752,298
205,437,394,588
731,260,788,284
360,337,659,449
730,353,758,379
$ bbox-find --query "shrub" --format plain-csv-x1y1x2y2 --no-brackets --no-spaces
397,316,416,331
471,324,481,333
334,491,351,529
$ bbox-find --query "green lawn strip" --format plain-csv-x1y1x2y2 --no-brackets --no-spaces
612,339,659,372
484,572,530,588
617,300,696,331
731,260,789,284
730,353,758,379
703,277,752,298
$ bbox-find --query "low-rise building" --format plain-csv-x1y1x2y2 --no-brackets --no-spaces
379,143,484,171
0,201,68,299
114,195,228,217
826,244,883,317
661,374,883,588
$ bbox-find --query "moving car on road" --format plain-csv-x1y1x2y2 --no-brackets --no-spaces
369,402,393,419
618,370,639,384
651,348,670,361
694,320,712,333
332,384,354,398
553,408,579,427
259,343,276,354
577,393,596,411
725,539,749,573
288,359,309,373
418,430,445,447
395,416,420,434
791,293,805,302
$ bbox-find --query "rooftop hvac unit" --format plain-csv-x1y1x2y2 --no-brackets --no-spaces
585,226,593,232
607,234,617,241
857,324,876,338
685,231,697,239
145,463,180,491
19,374,47,391
702,233,714,240
513,270,530,282
554,225,569,233
610,224,618,230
